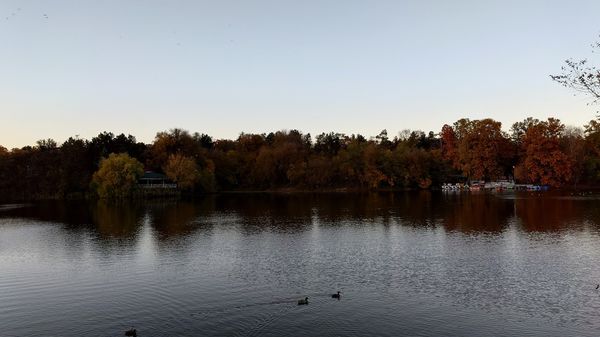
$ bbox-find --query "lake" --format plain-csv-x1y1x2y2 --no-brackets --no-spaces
1,191,600,336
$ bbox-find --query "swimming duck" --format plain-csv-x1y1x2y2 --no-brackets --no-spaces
125,328,137,337
331,291,341,299
297,297,309,305
596,284,599,290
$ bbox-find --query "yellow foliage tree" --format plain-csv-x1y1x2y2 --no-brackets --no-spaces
164,153,199,190
91,153,144,198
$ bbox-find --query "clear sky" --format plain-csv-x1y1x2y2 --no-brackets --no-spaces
1,0,599,148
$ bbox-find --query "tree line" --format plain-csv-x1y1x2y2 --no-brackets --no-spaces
1,116,600,200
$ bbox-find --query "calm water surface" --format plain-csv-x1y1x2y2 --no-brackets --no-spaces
2,192,600,336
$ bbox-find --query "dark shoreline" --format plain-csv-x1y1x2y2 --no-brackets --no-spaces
3,185,600,204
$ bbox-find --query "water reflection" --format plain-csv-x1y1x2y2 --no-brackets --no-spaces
512,194,600,232
438,193,515,232
1,192,600,238
92,201,145,237
2,192,600,337
146,200,206,237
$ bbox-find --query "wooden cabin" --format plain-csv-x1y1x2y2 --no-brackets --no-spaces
138,171,177,188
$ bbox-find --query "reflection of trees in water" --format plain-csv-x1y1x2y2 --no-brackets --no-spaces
212,194,314,234
209,192,437,232
146,199,212,237
0,200,92,226
83,193,600,240
390,191,439,227
314,192,396,224
90,193,600,236
438,193,514,233
92,198,219,240
514,194,600,232
3,192,598,242
394,192,600,234
207,192,513,233
212,192,418,232
587,204,600,230
306,191,513,233
91,200,145,237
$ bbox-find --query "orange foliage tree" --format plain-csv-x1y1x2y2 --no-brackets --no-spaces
440,124,458,167
441,118,513,181
515,118,572,186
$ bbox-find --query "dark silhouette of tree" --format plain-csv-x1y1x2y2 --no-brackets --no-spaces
314,132,342,156
551,35,600,105
584,119,600,183
194,132,214,149
59,137,92,196
562,126,586,188
89,132,146,168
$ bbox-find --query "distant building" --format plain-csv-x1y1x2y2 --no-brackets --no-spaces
138,171,177,189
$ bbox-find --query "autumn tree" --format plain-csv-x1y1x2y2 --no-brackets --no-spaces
91,153,144,199
150,128,202,170
389,144,433,188
210,140,241,189
441,119,512,181
361,141,390,188
164,154,199,190
6,119,600,200
336,135,368,187
303,153,336,188
514,118,572,186
234,133,266,187
335,136,391,189
440,124,458,167
251,130,310,188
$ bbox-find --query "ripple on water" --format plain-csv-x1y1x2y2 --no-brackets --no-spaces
2,194,600,337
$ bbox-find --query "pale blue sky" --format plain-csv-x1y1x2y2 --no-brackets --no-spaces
1,0,599,148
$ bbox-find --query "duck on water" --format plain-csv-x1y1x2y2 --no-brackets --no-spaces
297,297,309,305
331,291,341,299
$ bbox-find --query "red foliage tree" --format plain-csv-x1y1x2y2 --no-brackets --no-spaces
518,118,572,186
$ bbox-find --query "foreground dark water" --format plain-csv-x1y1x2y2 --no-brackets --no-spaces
2,192,600,337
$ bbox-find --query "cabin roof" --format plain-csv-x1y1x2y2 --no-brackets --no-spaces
140,171,168,180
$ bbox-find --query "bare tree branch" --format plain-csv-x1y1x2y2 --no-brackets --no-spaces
551,36,600,105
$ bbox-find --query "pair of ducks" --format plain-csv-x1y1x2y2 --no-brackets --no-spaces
298,291,341,305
